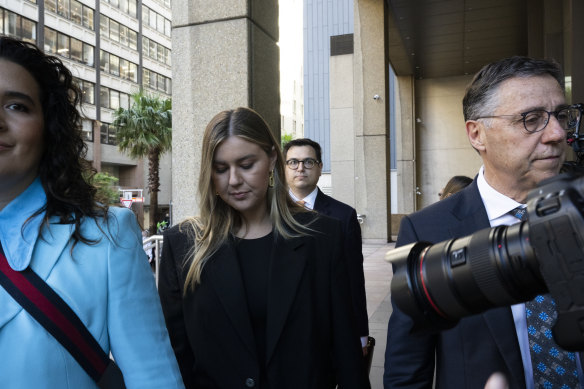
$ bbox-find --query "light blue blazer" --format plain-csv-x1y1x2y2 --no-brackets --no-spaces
0,205,184,388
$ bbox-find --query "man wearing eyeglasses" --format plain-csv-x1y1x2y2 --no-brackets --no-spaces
283,138,370,358
384,56,584,389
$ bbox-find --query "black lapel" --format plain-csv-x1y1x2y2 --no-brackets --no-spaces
449,180,490,237
483,308,526,387
313,188,329,215
206,241,257,358
265,234,307,364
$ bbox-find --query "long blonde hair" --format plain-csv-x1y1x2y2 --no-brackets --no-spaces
181,107,310,290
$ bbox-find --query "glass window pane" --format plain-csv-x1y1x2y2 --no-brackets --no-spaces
143,69,150,88
166,47,171,66
83,43,94,66
109,129,117,145
110,90,120,110
57,0,70,18
21,18,36,43
149,71,156,89
149,40,156,59
44,27,57,53
129,63,137,82
119,25,128,46
149,10,157,29
100,87,109,108
129,0,137,17
128,30,137,50
70,37,82,62
100,123,108,143
166,78,171,94
82,119,93,141
83,7,94,30
120,93,129,109
119,58,128,79
110,54,119,76
157,14,164,33
0,10,5,35
57,33,70,58
110,0,119,8
71,0,82,25
82,81,95,104
100,50,109,72
119,0,128,14
165,19,171,36
5,12,17,37
46,0,57,13
142,6,149,26
109,20,119,42
100,16,108,37
157,44,164,63
157,74,165,92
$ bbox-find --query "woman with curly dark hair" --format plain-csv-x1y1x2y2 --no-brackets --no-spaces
0,37,184,388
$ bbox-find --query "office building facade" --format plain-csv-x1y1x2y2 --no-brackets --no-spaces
1,0,172,226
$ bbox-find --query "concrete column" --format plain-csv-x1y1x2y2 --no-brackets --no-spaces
170,0,279,223
395,75,416,218
354,0,389,242
330,53,356,207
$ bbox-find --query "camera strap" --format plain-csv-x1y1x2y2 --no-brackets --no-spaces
0,243,125,388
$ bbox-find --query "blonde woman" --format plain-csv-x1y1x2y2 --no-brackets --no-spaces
158,107,369,389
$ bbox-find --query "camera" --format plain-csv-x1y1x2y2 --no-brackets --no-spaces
387,104,584,351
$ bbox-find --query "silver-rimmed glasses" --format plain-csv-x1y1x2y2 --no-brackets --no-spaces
475,106,581,133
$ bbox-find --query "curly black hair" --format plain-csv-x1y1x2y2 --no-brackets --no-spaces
0,36,106,244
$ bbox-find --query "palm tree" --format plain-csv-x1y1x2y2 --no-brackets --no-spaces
112,91,172,234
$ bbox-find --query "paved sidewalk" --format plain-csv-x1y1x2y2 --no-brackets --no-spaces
362,241,396,389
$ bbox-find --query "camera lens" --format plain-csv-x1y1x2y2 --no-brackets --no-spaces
388,221,546,332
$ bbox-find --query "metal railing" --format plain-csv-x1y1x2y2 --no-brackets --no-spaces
143,235,164,286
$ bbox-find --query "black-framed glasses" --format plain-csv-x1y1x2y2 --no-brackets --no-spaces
286,158,319,169
475,106,582,133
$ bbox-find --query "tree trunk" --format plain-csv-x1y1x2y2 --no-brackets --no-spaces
148,148,161,235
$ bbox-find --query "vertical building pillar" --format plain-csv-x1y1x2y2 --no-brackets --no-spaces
170,0,279,223
330,34,356,207
353,0,390,242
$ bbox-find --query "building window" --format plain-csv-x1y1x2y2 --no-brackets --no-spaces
104,0,137,18
83,43,94,66
82,119,93,141
142,36,171,66
1,8,37,43
45,0,57,12
101,16,138,51
45,0,94,31
100,123,117,145
70,0,82,25
57,32,70,57
83,7,93,30
46,27,93,66
57,0,70,19
142,5,171,37
100,86,110,109
77,79,95,105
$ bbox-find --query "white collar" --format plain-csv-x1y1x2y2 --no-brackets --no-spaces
289,187,319,210
476,166,524,227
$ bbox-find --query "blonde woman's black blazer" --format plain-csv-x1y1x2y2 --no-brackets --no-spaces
158,212,370,389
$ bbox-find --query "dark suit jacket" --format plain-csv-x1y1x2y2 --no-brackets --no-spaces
314,188,369,338
384,179,529,388
158,212,370,389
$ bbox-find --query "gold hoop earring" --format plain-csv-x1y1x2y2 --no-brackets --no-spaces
268,170,275,188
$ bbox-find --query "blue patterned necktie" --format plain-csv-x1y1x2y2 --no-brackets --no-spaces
509,207,580,387
526,295,579,388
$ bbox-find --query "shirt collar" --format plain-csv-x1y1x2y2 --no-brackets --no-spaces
289,187,319,210
0,177,47,270
476,166,524,227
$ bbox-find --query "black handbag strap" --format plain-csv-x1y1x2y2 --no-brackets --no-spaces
0,243,125,388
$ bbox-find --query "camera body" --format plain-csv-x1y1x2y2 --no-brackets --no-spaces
388,173,584,351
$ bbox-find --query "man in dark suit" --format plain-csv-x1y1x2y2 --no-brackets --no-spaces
283,138,369,354
384,57,583,388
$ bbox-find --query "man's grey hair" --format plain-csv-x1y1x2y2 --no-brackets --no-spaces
462,56,564,123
